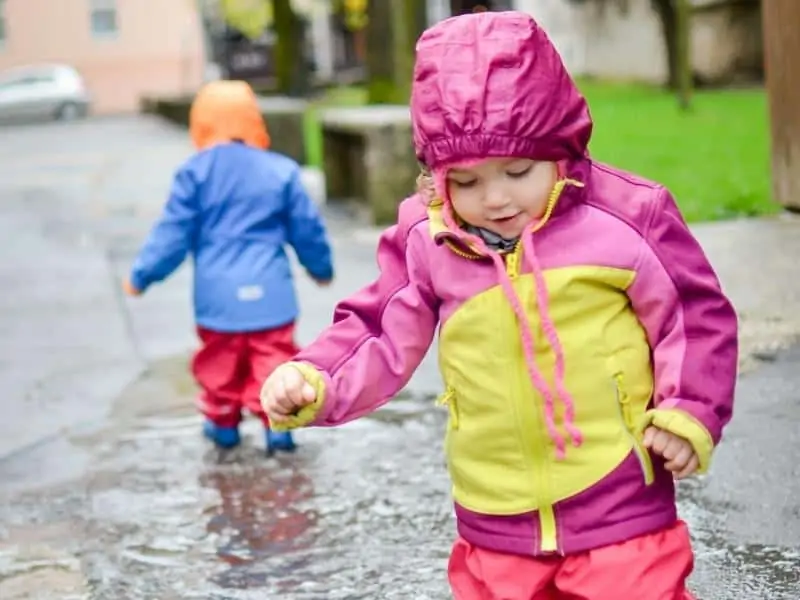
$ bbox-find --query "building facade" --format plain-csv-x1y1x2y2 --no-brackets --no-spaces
0,0,205,114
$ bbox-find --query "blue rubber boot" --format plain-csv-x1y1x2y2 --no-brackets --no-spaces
266,429,297,455
203,420,241,449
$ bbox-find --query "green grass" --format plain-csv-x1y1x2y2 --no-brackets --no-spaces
578,80,774,222
301,81,774,222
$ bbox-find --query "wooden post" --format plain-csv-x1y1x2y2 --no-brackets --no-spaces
674,0,692,111
763,0,800,210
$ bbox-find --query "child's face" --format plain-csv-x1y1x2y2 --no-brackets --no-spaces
446,158,558,239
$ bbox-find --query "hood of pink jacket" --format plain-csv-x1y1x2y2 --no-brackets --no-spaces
410,11,593,169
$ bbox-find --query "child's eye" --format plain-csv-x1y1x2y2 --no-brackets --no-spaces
450,179,477,189
507,166,532,179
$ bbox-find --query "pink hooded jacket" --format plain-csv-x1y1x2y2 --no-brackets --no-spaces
272,11,738,557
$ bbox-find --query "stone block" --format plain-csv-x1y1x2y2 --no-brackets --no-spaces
318,106,418,225
256,96,309,164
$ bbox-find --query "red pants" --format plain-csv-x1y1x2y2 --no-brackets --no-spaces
191,323,298,428
449,521,695,600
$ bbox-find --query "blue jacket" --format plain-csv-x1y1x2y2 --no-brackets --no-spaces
130,142,334,333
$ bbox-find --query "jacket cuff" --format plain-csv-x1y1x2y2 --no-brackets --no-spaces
308,265,334,282
129,270,150,293
265,361,330,431
643,407,715,474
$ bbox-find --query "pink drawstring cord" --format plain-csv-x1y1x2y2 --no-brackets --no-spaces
433,166,583,459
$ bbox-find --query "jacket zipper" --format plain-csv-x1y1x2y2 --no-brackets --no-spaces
504,244,560,555
440,180,584,555
443,239,483,261
613,373,654,485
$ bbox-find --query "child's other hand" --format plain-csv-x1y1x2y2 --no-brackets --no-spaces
643,426,699,480
122,278,142,297
313,278,332,287
261,364,317,424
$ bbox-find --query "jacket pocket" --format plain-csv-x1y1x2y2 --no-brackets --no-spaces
613,373,654,486
437,385,459,430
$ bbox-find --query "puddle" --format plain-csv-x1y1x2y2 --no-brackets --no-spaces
0,357,797,598
679,478,800,598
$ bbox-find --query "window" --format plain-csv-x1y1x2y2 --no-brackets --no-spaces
0,73,55,91
0,0,7,46
90,0,118,37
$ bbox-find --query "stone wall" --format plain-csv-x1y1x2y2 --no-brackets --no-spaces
692,0,763,85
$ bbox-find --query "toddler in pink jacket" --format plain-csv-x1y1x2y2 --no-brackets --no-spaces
261,11,738,599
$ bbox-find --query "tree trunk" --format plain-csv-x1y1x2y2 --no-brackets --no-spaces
366,0,427,104
674,0,692,110
651,0,678,89
273,0,309,96
763,0,800,210
366,0,396,103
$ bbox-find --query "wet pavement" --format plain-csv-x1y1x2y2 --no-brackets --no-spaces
0,116,799,599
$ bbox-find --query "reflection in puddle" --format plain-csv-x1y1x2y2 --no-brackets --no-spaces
200,458,318,588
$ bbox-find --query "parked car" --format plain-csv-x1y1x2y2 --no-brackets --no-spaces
0,64,91,124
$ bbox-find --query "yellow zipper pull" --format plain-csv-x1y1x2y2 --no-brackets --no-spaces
436,387,454,407
613,373,628,404
437,387,459,429
613,373,633,429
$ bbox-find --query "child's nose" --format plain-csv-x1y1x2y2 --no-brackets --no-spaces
484,184,510,210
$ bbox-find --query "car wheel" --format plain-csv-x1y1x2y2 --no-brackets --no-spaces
56,102,83,121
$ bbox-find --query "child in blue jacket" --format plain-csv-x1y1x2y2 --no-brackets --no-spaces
124,80,333,454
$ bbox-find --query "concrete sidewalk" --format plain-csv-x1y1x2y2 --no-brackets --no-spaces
0,187,142,462
690,213,800,372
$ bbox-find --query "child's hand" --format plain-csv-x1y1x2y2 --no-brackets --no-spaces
122,278,142,297
261,364,317,424
313,278,332,287
643,426,699,480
